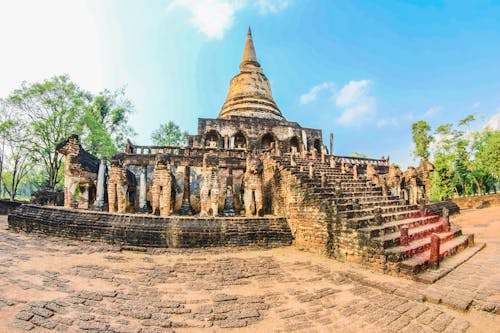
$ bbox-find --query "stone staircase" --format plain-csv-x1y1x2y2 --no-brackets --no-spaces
271,154,474,278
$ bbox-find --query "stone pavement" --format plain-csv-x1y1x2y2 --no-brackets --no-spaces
0,207,499,333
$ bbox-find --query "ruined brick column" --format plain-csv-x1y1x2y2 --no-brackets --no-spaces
107,162,128,213
151,156,172,216
200,153,220,217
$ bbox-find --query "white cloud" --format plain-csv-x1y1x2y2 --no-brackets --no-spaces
337,99,376,126
167,0,289,40
335,80,371,107
472,101,481,109
485,112,500,131
376,117,398,128
334,80,375,126
424,105,443,118
257,0,289,13
299,82,334,105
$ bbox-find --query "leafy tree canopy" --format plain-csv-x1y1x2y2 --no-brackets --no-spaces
151,121,188,146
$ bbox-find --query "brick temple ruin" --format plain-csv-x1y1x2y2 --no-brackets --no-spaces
9,28,475,280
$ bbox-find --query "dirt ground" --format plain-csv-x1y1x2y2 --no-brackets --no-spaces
0,207,499,333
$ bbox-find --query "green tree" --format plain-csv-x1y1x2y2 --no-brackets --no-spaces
78,88,135,158
6,75,90,190
412,120,433,160
151,121,188,146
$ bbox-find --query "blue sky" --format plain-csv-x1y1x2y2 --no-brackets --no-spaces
1,0,499,167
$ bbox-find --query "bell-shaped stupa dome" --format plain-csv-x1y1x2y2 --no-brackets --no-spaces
218,27,284,121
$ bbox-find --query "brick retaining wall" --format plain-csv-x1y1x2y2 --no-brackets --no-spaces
0,199,24,215
8,205,292,248
451,193,500,209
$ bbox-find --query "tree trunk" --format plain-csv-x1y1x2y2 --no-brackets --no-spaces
472,177,483,196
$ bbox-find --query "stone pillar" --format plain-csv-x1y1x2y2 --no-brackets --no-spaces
321,173,326,188
300,144,307,158
329,133,334,156
94,159,106,210
321,150,326,163
301,130,308,152
441,206,450,232
429,234,441,267
224,136,229,149
309,162,314,180
353,165,358,180
180,165,194,215
290,154,296,167
400,225,409,246
330,156,335,169
138,166,147,212
229,136,235,149
311,148,317,160
210,173,220,216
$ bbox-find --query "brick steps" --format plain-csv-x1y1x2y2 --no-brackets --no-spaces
385,229,460,259
399,234,472,275
271,155,474,280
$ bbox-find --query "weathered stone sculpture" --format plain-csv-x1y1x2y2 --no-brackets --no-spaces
404,166,419,205
387,164,403,197
417,159,434,203
242,154,264,216
151,155,172,216
366,163,379,186
108,159,128,213
56,135,99,209
200,153,220,217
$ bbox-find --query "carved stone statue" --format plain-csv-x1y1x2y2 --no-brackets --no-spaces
151,155,172,216
416,159,434,203
199,153,220,217
56,135,99,209
366,163,380,186
387,164,403,197
107,156,136,213
242,154,264,216
404,166,419,205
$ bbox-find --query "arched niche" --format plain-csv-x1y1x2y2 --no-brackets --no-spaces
204,130,221,148
261,132,277,150
234,131,247,149
289,136,300,153
313,139,322,153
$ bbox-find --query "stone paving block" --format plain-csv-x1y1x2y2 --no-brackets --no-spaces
417,308,442,325
219,319,247,328
429,312,454,332
15,311,34,321
441,295,472,311
406,304,429,319
13,319,35,331
443,318,470,333
385,314,411,332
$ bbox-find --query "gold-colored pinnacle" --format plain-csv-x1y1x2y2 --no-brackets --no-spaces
240,26,260,69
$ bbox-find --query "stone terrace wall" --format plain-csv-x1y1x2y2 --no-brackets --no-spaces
8,205,292,248
451,193,500,209
0,200,24,215
263,158,335,255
